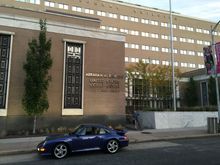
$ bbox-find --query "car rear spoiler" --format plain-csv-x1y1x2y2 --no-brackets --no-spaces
115,129,127,136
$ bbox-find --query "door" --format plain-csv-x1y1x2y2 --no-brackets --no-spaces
72,126,100,151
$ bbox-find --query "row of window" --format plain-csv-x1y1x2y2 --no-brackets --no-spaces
120,15,138,22
101,25,211,45
100,26,117,32
179,37,195,44
180,50,195,56
16,0,40,4
40,1,220,36
97,11,117,19
16,0,220,37
125,43,206,56
161,22,176,29
125,57,204,69
161,48,178,54
141,45,160,52
197,40,211,45
45,1,68,10
111,14,219,35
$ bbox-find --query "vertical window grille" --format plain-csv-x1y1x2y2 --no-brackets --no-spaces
64,42,83,109
0,35,10,108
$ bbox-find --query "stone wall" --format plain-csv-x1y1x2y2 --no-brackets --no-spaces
139,111,218,129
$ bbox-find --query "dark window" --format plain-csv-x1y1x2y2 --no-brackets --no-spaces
0,35,10,108
201,82,208,106
64,42,83,109
76,126,98,136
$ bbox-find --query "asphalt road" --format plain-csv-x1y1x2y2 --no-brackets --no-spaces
1,137,220,165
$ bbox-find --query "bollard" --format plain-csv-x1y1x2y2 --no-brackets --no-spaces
207,117,218,134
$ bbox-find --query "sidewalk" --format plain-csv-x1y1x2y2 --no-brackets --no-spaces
0,127,219,156
128,127,219,143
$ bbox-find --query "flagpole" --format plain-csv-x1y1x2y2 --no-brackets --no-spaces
169,0,176,111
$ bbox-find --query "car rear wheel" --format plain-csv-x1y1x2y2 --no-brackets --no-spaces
53,143,68,159
106,139,119,154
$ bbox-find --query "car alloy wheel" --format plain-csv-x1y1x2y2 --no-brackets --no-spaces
53,143,68,159
107,139,119,154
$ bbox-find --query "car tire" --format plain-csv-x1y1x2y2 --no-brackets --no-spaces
53,143,69,159
106,139,119,154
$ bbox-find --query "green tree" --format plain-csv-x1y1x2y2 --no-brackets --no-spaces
126,61,181,110
208,76,217,105
184,77,198,107
22,19,52,134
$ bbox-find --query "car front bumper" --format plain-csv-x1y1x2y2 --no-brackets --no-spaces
37,141,52,156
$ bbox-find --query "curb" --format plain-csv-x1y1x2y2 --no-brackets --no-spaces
129,133,220,144
0,149,36,156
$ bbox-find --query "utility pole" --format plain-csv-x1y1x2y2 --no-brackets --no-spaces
169,0,176,111
211,20,220,121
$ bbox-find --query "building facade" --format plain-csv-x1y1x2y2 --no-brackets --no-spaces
8,0,220,90
1,0,220,134
4,0,219,72
0,1,126,134
180,68,218,108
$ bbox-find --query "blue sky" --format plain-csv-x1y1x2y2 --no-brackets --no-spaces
122,0,220,22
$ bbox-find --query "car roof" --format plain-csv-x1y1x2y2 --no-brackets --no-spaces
80,123,110,129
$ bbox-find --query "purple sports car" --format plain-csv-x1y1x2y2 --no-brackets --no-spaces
37,124,129,159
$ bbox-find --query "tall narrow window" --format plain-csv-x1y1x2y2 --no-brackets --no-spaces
201,82,208,106
0,35,10,108
64,42,83,109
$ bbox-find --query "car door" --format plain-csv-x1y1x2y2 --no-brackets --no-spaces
81,126,101,150
73,126,99,150
69,126,87,151
95,127,111,149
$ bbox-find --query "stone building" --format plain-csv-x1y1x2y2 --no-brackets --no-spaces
0,2,125,134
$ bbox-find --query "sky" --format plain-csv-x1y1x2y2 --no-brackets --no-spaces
122,0,220,22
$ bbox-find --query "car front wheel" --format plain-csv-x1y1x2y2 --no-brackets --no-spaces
53,143,68,159
106,139,119,154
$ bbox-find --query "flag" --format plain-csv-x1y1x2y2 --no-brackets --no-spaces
203,46,214,75
215,42,220,73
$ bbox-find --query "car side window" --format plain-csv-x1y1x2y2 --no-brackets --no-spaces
93,127,100,135
99,128,109,135
76,126,109,136
85,127,93,135
77,127,86,136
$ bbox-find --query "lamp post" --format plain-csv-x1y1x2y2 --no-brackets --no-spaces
211,20,220,121
169,0,176,111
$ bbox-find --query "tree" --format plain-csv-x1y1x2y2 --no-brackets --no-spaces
22,19,52,134
184,77,198,107
125,61,181,110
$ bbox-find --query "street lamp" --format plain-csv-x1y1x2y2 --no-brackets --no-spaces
211,20,220,121
169,0,176,111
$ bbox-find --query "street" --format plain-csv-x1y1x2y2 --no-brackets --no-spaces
1,137,220,165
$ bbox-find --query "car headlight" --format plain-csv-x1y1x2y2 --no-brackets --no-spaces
38,147,46,152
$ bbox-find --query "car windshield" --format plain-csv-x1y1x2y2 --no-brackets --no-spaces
71,125,84,135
